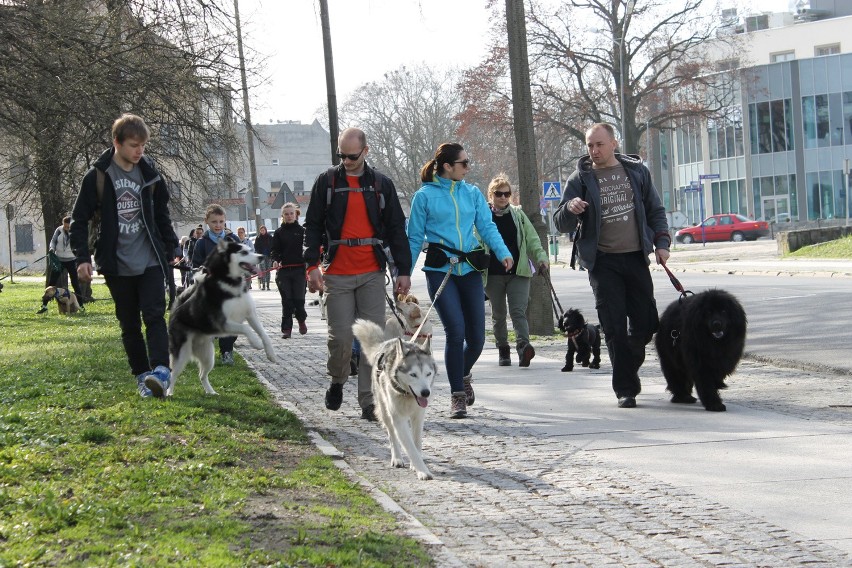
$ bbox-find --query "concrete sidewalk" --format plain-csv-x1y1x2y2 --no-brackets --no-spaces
242,284,852,567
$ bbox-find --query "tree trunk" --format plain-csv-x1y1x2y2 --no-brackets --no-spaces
505,0,553,336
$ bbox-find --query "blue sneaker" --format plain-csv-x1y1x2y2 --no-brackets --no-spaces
144,365,171,398
136,372,153,398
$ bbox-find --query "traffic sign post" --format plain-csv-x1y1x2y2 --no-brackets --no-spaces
542,181,562,201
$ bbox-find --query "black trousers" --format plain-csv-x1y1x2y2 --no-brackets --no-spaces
104,266,169,376
587,251,659,398
275,267,307,331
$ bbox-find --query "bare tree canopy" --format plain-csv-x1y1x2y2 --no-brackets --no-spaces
527,0,741,154
0,0,244,246
340,64,464,204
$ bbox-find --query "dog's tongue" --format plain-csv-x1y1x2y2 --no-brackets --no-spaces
416,396,428,408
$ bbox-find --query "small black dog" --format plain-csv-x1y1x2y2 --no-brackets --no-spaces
557,308,601,372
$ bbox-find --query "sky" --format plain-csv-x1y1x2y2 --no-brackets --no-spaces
239,0,795,126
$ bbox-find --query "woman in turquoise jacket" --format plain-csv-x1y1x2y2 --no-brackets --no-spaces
483,174,549,368
408,143,513,419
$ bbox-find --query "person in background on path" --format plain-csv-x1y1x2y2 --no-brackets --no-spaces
191,203,240,366
69,113,180,398
303,127,412,422
271,203,307,338
236,226,255,289
38,215,85,313
407,143,513,419
483,174,549,367
553,122,670,409
253,225,273,290
182,225,203,286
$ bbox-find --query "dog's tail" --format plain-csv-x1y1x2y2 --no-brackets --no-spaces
352,319,386,365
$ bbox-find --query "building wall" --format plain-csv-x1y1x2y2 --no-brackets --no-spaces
667,13,852,228
231,120,331,232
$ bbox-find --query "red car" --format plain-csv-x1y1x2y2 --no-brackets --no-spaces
675,214,770,244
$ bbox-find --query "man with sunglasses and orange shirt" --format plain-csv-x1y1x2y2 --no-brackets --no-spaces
303,127,412,421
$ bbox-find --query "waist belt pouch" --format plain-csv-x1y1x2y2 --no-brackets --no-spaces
465,248,490,272
424,244,450,268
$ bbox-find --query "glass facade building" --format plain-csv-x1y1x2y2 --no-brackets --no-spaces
663,52,852,226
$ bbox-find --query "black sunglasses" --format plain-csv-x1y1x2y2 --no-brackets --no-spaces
493,191,512,198
453,159,471,168
336,148,365,161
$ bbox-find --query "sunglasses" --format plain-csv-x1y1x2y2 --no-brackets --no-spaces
336,148,364,161
493,191,512,198
453,159,470,168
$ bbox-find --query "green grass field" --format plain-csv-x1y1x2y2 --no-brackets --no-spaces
0,282,431,567
786,234,852,258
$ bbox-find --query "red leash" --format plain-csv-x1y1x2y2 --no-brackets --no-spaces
660,261,692,299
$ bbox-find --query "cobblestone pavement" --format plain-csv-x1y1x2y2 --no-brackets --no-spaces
241,297,852,568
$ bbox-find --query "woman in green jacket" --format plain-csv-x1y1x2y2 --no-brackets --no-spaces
484,174,549,367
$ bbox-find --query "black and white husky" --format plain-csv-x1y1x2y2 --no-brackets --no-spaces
352,319,437,480
167,239,277,395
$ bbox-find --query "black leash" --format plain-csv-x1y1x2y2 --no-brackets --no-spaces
542,268,564,320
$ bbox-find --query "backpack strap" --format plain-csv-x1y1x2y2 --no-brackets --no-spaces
326,167,386,210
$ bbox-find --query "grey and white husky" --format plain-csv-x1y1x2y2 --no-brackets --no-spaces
167,239,277,396
353,318,437,480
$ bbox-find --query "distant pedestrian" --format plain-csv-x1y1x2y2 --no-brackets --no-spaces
271,203,307,338
38,215,84,313
69,113,180,398
553,123,670,409
254,225,273,290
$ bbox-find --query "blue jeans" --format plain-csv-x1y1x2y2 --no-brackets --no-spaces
425,270,485,393
587,251,659,398
104,266,169,376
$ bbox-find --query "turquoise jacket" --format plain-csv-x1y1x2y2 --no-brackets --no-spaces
483,204,549,284
408,175,512,276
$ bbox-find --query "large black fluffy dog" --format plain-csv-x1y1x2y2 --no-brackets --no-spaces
557,308,601,372
655,289,747,412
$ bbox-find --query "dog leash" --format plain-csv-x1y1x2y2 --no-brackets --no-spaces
660,261,692,299
410,260,457,340
542,268,564,321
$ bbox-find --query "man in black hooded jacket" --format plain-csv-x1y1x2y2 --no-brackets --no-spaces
554,123,670,409
70,113,180,399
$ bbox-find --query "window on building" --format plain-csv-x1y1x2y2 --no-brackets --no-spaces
294,180,305,194
802,94,833,148
749,98,794,154
14,223,33,253
814,44,840,57
709,107,745,160
160,123,179,156
745,14,769,32
711,179,746,215
272,159,279,166
676,119,703,164
770,51,795,63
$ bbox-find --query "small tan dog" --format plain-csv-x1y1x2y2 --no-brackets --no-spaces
385,293,432,348
42,286,81,315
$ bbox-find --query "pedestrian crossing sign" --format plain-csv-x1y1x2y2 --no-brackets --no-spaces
543,181,562,201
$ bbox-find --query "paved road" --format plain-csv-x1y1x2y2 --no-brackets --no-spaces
240,245,852,566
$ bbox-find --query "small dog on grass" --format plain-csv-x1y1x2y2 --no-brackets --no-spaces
385,293,432,348
557,308,601,372
42,286,81,315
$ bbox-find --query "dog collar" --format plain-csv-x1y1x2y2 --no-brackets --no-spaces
404,330,432,340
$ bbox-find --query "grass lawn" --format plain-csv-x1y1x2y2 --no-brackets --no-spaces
0,281,432,567
786,234,852,258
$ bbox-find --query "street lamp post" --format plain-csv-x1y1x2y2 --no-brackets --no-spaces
619,0,635,151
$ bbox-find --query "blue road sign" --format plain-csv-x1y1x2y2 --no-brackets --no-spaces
542,181,562,201
699,173,721,180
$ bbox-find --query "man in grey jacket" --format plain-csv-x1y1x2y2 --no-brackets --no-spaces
554,123,670,409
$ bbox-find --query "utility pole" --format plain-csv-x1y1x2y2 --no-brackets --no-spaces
319,0,340,165
234,0,262,230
